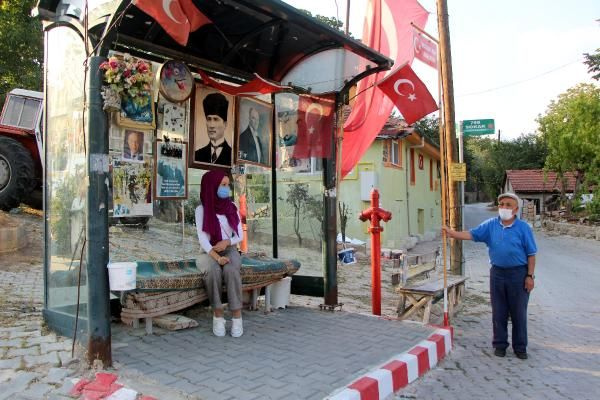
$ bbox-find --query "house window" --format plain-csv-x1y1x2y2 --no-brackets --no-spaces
391,140,401,166
410,148,415,185
429,159,433,190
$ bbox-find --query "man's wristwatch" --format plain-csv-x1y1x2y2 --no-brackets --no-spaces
526,274,535,279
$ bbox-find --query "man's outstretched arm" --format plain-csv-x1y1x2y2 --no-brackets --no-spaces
442,226,473,241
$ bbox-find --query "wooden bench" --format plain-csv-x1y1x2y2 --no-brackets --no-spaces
119,255,300,334
396,275,467,324
391,248,440,286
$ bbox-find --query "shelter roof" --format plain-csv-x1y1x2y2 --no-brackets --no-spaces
504,169,577,193
36,0,391,85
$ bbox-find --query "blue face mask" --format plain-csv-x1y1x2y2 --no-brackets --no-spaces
217,186,231,199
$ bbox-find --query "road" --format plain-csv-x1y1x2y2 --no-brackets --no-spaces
397,203,600,400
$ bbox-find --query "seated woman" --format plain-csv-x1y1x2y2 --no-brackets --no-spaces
195,170,244,337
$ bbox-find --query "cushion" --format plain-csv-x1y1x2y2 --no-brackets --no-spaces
240,256,301,287
135,259,205,291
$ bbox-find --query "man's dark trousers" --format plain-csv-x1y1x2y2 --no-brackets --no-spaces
490,265,530,353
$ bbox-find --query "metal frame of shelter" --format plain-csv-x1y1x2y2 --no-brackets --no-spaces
35,0,391,363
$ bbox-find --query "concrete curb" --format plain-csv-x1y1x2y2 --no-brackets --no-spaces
325,327,453,400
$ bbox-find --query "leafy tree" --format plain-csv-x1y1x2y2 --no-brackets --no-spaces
584,48,600,81
298,9,346,34
413,116,439,146
537,83,600,213
0,0,43,109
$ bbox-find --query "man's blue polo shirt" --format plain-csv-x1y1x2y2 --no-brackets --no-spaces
469,217,537,267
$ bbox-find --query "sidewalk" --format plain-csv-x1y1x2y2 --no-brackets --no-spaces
0,261,451,399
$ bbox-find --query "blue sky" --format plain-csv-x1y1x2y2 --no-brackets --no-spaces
283,0,600,139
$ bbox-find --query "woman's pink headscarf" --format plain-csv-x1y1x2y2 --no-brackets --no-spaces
200,170,240,246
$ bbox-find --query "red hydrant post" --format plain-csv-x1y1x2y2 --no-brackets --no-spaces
359,189,392,316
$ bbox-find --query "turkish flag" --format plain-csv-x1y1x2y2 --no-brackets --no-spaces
341,0,429,177
199,71,287,96
413,31,438,69
377,63,438,124
134,0,211,46
293,95,335,159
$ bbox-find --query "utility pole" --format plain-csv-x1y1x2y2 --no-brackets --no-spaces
345,0,350,35
436,0,462,274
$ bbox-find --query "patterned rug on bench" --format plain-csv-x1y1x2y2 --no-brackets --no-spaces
136,259,205,291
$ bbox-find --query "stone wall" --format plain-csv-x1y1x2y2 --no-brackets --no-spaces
542,220,600,241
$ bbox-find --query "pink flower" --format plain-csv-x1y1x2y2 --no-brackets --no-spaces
109,60,119,69
123,69,131,78
137,62,148,73
99,61,109,70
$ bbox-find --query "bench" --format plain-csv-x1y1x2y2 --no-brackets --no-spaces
391,248,440,286
118,255,300,334
396,275,467,324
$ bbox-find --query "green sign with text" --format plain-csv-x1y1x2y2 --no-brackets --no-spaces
461,119,495,136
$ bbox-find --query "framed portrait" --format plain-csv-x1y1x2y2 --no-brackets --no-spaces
122,129,145,162
158,60,194,103
154,139,188,199
236,97,273,168
116,91,156,129
189,83,235,170
112,160,153,217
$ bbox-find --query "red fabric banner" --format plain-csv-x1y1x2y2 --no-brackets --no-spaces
293,95,335,159
134,0,211,46
377,63,438,124
199,71,287,96
413,31,438,69
341,0,429,177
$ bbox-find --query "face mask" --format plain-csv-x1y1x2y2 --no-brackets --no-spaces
498,208,514,221
217,186,231,199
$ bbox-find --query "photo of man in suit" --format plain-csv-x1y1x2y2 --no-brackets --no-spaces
238,107,268,164
123,130,144,161
194,92,232,166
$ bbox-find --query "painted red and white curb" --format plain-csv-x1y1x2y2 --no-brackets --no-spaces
325,327,453,400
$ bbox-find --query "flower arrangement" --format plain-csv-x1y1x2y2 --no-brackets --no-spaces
99,54,153,109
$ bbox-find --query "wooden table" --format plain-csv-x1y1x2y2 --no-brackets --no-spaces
396,275,468,324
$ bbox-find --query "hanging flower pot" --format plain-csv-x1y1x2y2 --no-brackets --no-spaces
101,86,121,112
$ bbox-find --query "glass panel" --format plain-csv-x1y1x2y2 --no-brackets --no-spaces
1,96,25,126
20,98,41,129
45,26,88,319
281,49,377,94
274,93,324,277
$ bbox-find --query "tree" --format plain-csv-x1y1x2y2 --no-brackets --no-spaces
0,0,43,109
298,9,346,34
584,48,600,81
286,183,311,246
537,83,600,213
413,116,439,146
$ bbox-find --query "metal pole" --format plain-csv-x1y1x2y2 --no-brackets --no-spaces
458,125,465,276
345,0,350,35
436,0,462,275
86,56,111,366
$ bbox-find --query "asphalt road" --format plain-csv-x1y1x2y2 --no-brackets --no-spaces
397,203,600,400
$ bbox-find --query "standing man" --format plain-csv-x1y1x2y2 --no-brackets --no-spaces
195,92,232,166
238,107,266,164
123,130,144,161
443,193,537,360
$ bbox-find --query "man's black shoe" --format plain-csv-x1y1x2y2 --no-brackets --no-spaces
515,352,528,360
494,348,506,357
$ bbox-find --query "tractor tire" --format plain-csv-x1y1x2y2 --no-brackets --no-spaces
0,137,35,211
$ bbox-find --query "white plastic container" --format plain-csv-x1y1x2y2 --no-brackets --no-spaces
107,262,137,291
270,277,292,309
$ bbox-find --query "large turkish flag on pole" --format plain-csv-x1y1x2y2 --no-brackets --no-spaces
341,0,429,177
134,0,211,46
377,63,438,124
293,95,335,159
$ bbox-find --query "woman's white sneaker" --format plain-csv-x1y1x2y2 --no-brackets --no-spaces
212,316,226,337
231,317,243,338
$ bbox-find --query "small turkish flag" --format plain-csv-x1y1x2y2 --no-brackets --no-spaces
293,95,335,159
377,63,438,124
134,0,211,46
413,31,438,69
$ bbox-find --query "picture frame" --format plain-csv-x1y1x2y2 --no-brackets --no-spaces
154,139,188,199
236,97,273,168
112,160,153,217
116,91,156,129
158,60,194,103
122,129,145,162
189,83,235,170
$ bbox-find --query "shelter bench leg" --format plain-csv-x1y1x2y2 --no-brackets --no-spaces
422,298,433,324
145,317,153,335
264,285,272,313
399,294,430,320
132,319,140,329
251,289,258,311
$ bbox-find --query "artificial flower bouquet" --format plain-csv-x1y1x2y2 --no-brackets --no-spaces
99,54,153,110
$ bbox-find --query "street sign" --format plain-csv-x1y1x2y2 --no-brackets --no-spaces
461,119,495,136
450,162,466,181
